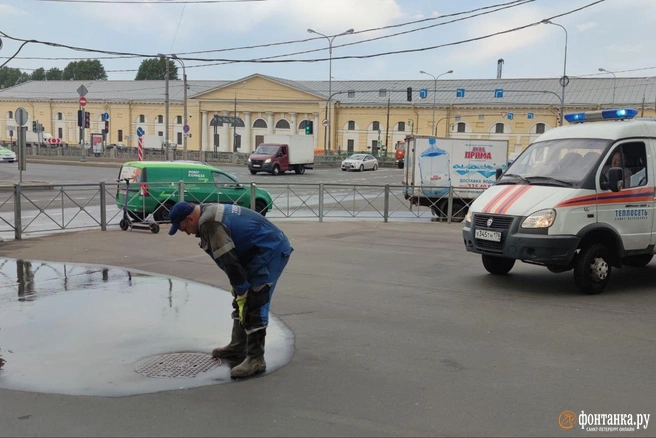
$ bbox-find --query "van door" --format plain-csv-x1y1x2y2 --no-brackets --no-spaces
596,140,653,251
212,171,246,206
278,145,289,171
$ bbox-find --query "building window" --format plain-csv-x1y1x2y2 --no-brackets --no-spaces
253,119,267,128
348,121,355,131
139,115,145,123
275,119,290,129
457,122,466,133
58,127,63,139
478,114,485,120
536,123,546,134
7,111,13,119
157,115,163,123
347,139,354,152
177,132,182,145
372,121,380,131
348,90,355,98
118,130,123,142
495,123,505,134
57,112,63,120
298,120,310,130
379,89,386,97
397,122,405,132
176,116,182,124
158,131,163,137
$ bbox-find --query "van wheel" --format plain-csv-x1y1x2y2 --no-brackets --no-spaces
482,254,515,275
623,254,653,267
272,165,280,176
450,201,467,223
250,170,258,175
573,243,611,295
255,200,268,217
295,165,305,175
398,162,404,169
154,202,174,223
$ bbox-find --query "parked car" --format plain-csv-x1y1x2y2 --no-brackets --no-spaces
341,154,378,171
0,146,16,163
115,161,273,222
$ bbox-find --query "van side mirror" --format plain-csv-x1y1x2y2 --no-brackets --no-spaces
495,167,503,180
606,167,624,192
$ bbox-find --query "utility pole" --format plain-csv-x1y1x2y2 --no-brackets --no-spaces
158,53,170,160
384,96,390,158
172,54,187,160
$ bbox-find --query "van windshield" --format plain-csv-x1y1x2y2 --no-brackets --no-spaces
501,138,611,186
255,145,279,155
118,166,142,183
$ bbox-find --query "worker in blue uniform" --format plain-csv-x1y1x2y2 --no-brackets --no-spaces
168,201,293,378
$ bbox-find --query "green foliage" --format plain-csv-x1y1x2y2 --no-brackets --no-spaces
135,58,179,80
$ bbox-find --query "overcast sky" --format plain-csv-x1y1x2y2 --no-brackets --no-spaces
0,0,654,82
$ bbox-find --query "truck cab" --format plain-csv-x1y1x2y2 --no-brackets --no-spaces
462,108,656,294
249,143,290,175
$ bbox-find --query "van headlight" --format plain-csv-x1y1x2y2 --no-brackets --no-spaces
465,210,472,224
248,156,251,162
265,158,271,164
522,209,556,228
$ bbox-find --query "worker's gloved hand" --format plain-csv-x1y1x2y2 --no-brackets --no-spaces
235,291,248,325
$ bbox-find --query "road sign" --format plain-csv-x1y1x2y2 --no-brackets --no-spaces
456,88,465,98
15,107,28,126
560,75,570,87
137,127,145,137
104,103,110,111
77,85,88,97
79,96,87,107
322,119,329,127
419,89,428,99
183,124,190,133
527,112,534,120
507,112,514,120
494,89,504,98
102,112,109,121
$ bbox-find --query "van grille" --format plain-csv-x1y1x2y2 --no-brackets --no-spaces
474,214,513,230
474,239,504,254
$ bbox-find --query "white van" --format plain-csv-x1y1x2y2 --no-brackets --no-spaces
462,108,655,294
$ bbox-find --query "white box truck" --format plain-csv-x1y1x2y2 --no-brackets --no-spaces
248,134,315,175
403,135,509,221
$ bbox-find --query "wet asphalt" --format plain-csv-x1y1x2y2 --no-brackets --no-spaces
0,221,654,437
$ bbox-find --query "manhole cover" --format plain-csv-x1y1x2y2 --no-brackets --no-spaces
135,352,222,379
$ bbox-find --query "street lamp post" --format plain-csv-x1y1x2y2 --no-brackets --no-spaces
307,27,354,154
419,69,453,135
598,68,617,104
233,82,246,153
171,54,187,160
542,20,568,126
157,53,171,159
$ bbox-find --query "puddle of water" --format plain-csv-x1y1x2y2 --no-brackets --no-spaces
0,258,294,397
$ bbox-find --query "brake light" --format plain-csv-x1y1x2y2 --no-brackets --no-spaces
140,183,149,196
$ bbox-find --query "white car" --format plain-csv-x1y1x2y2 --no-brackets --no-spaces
341,154,378,172
0,146,16,163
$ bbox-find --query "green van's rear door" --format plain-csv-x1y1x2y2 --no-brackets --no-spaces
116,164,143,210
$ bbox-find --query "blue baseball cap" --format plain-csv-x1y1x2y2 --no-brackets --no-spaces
168,201,196,235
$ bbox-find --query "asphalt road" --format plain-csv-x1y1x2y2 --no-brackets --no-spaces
0,222,654,437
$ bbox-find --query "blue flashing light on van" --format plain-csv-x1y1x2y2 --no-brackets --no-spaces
564,108,639,124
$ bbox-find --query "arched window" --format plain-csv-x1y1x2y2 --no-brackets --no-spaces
6,111,13,119
456,122,466,133
397,121,405,132
372,121,380,131
157,115,164,123
495,123,505,134
348,121,356,131
176,116,182,124
536,123,546,134
253,119,267,128
298,120,311,130
56,112,63,121
275,119,290,129
138,115,145,123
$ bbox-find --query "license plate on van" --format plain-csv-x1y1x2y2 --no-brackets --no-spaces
253,164,260,168
475,229,501,242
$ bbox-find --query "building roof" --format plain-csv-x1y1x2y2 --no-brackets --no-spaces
1,76,654,107
0,80,227,103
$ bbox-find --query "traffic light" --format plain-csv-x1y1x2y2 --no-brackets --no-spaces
104,120,109,134
305,120,313,135
84,112,90,129
32,121,37,132
407,87,413,102
77,110,84,127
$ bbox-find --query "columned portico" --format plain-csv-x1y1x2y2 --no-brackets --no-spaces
243,111,252,152
201,111,208,151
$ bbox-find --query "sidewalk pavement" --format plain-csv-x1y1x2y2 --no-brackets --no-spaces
0,221,654,437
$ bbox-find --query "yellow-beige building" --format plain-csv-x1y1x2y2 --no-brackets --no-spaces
1,74,654,159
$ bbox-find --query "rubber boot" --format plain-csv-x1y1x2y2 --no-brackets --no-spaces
230,328,266,379
212,320,247,362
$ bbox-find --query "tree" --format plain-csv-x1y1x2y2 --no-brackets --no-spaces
135,57,179,80
62,60,107,81
0,67,30,89
46,67,63,81
31,67,46,81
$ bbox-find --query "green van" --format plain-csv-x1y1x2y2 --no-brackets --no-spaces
116,161,273,222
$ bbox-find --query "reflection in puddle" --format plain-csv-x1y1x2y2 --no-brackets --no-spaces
0,258,294,397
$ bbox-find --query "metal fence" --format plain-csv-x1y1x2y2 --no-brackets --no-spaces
0,181,482,240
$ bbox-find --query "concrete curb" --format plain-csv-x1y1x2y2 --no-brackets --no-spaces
27,158,124,168
0,181,54,191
